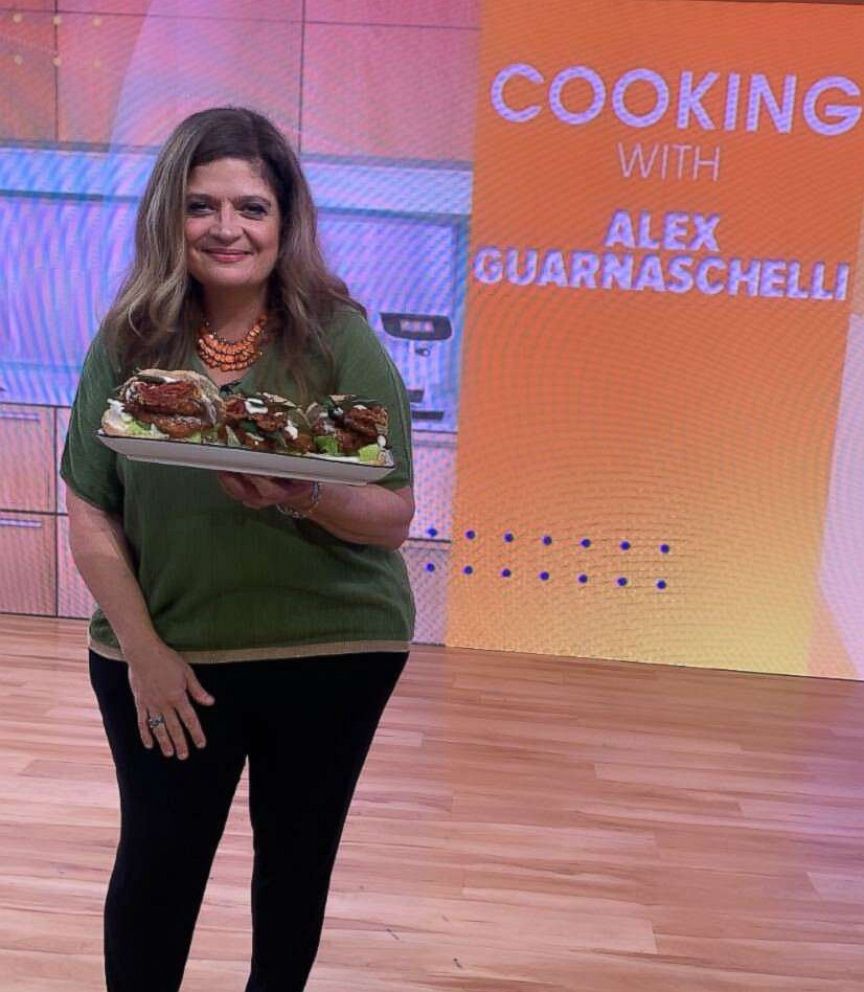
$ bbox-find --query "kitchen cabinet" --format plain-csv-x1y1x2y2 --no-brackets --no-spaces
0,405,56,512
57,515,95,620
55,407,71,513
0,511,56,615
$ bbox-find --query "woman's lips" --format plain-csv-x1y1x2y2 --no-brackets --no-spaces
204,249,251,263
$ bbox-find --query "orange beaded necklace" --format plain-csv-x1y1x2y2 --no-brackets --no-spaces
196,313,269,372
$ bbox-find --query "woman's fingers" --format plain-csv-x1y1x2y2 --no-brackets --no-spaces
175,698,208,750
147,713,175,759
242,475,281,498
162,710,189,760
136,704,206,760
135,702,155,751
217,472,272,508
135,698,194,760
217,471,249,500
252,475,313,504
231,474,283,504
186,668,216,707
217,471,310,509
219,471,319,512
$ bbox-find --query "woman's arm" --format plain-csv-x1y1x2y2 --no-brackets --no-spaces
216,473,414,549
65,487,160,648
65,487,215,759
307,482,414,548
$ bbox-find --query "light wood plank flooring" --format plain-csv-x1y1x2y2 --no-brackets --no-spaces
1,615,863,991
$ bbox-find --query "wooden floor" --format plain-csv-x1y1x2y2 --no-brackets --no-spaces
1,617,864,991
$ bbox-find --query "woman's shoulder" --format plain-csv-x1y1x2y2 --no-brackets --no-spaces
325,304,379,353
327,302,370,333
81,326,124,384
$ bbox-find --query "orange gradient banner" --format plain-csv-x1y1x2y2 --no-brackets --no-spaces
447,0,864,676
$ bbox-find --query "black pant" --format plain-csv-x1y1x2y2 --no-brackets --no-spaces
89,648,409,992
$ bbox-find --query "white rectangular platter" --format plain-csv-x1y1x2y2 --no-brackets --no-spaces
96,432,394,486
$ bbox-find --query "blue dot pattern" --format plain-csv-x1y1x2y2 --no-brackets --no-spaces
442,533,672,591
425,563,436,573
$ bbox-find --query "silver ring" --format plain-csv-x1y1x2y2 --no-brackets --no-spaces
147,714,166,730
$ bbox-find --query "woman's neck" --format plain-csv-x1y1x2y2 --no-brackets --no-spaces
201,287,268,342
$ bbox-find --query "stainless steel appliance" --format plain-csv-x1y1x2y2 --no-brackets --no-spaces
380,311,454,428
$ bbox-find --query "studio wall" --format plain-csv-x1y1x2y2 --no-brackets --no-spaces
2,0,863,679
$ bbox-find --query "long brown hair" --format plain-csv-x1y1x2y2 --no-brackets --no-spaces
100,106,363,399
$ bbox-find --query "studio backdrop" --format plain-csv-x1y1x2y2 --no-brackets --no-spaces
1,0,863,679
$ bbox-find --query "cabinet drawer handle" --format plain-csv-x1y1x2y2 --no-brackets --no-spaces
0,518,44,529
0,411,43,423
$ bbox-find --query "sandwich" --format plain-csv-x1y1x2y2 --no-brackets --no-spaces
101,369,225,441
220,392,316,454
306,395,390,461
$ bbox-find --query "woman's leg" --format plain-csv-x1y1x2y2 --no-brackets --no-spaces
241,652,409,992
89,651,248,992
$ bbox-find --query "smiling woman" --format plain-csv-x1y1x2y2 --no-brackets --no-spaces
184,159,281,303
58,106,415,992
183,158,282,376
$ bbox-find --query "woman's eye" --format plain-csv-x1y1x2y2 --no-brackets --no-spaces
186,201,210,213
243,204,266,216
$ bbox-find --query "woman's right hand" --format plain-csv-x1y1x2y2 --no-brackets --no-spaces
123,640,216,759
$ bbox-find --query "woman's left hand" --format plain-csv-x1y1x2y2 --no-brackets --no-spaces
217,471,316,513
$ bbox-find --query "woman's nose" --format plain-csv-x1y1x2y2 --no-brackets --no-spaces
210,207,239,239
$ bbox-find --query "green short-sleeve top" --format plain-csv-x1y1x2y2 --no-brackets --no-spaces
60,307,416,663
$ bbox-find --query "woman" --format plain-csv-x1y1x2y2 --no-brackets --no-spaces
60,107,415,992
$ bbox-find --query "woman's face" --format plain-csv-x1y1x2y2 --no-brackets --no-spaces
184,157,281,299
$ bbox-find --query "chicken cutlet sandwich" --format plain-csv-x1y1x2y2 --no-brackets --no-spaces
306,395,391,463
101,369,225,441
219,392,316,454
